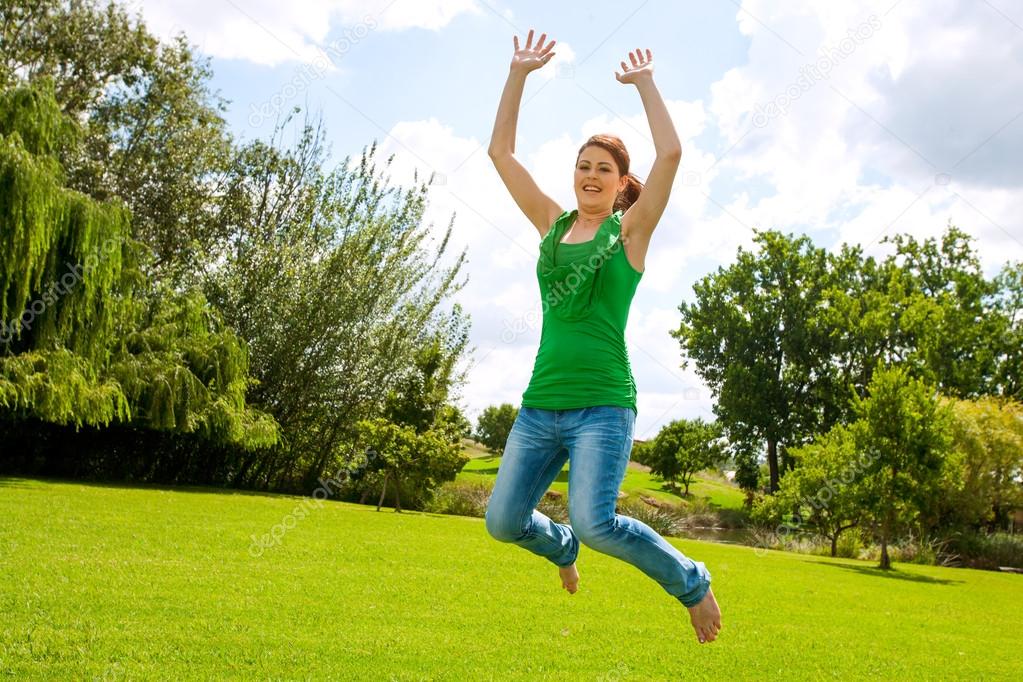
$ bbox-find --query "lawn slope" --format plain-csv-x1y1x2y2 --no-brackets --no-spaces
0,477,1019,680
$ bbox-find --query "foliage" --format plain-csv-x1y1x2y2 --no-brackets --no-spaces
673,230,831,492
342,415,469,512
674,227,1020,495
203,122,470,491
2,0,234,286
755,425,866,557
938,395,1023,531
646,417,725,496
849,365,955,569
0,80,275,451
475,403,518,453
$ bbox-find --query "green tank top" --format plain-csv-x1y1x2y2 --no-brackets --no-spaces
520,208,643,415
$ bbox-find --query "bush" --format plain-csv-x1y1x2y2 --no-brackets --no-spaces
537,491,569,524
616,497,685,537
422,479,493,517
834,529,864,559
943,530,1023,570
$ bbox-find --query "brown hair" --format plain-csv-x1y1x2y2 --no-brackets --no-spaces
576,134,644,212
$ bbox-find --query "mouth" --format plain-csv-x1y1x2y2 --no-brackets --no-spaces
582,185,601,193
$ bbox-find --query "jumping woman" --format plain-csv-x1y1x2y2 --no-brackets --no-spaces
483,29,722,645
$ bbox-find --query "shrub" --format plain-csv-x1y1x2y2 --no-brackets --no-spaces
422,479,493,518
943,530,1023,570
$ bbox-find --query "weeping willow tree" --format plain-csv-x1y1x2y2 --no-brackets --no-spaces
0,80,277,468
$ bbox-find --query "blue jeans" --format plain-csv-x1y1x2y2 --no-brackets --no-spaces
484,405,712,608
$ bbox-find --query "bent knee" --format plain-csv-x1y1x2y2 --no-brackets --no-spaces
571,514,616,546
485,507,527,543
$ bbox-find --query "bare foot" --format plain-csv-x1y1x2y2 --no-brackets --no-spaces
559,563,579,594
687,586,722,644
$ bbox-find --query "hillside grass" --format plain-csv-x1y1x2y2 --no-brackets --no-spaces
1,476,1020,680
459,444,746,511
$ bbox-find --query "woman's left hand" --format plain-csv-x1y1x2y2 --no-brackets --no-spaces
615,48,655,85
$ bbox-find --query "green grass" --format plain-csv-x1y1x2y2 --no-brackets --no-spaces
1,476,1020,680
459,446,746,511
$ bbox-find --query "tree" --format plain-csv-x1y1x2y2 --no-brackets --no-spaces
647,418,724,497
673,230,832,492
383,323,471,436
883,227,1005,398
673,226,1017,495
991,262,1023,399
766,425,866,557
940,396,1023,531
345,416,468,512
2,0,236,286
434,404,473,442
1,0,158,117
475,403,518,453
204,128,470,492
0,80,276,469
850,365,954,569
1,2,474,495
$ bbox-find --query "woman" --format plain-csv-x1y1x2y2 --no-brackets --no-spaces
483,29,723,645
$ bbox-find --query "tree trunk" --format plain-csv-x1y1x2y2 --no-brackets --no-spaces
376,471,389,511
767,439,779,493
394,474,402,512
831,534,838,557
879,512,893,569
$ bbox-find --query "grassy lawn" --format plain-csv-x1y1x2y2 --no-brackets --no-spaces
1,476,1020,680
459,443,747,511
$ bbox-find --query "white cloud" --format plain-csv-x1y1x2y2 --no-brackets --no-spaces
131,0,481,66
703,0,1023,276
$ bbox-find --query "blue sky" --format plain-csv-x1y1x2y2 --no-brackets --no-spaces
131,0,1023,439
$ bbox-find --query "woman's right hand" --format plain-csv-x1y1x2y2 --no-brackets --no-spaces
510,28,556,74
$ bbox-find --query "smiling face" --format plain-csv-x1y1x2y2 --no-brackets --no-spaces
574,145,627,212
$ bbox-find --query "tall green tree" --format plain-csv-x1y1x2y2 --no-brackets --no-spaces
203,126,470,492
2,0,235,285
673,230,832,492
850,365,954,570
0,81,276,460
883,228,1005,397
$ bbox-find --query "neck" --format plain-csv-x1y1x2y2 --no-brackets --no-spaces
576,207,613,225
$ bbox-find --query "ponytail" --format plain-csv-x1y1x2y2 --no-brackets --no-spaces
614,172,644,212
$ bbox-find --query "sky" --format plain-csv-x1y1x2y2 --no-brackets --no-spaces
125,0,1023,441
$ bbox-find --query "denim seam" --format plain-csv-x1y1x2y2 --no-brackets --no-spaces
677,575,712,608
518,443,574,563
611,518,709,603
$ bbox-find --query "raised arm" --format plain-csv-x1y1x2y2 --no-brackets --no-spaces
487,29,563,238
617,49,682,247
